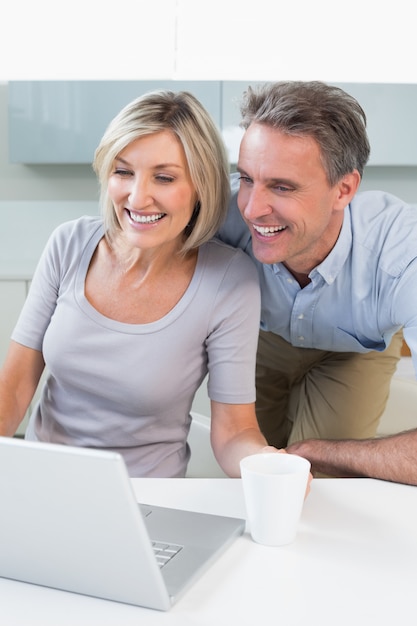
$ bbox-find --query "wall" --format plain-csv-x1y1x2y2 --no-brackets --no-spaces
2,1,416,84
361,166,417,202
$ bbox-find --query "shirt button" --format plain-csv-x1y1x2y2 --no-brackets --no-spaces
298,336,305,341
298,313,304,319
287,278,293,284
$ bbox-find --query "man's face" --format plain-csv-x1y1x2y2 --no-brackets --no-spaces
237,123,347,278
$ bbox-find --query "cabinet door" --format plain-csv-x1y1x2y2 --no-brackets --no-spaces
221,81,417,166
9,81,222,164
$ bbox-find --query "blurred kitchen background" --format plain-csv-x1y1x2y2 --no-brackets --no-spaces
1,0,416,423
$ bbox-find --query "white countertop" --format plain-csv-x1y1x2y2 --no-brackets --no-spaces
1,477,416,625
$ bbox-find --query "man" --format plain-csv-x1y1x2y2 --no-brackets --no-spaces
218,80,417,485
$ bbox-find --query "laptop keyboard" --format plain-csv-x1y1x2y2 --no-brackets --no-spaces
152,541,183,568
138,504,183,568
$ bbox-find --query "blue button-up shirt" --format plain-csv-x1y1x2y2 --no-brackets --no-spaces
218,174,417,373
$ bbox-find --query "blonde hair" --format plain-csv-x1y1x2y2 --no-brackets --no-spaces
93,90,230,254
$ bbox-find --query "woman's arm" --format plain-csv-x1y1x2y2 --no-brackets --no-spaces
0,340,45,436
286,430,417,486
209,400,278,477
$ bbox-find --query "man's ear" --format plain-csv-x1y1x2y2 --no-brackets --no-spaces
334,170,361,211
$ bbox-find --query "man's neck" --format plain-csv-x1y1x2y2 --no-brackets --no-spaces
285,267,311,288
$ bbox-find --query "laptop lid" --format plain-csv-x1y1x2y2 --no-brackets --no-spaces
0,437,244,611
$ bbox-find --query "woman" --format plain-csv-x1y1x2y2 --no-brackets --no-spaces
0,90,275,477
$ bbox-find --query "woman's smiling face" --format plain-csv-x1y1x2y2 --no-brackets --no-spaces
108,130,197,254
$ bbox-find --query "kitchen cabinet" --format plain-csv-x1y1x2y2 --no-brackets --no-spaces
8,80,417,166
336,83,417,166
8,81,221,164
221,81,417,166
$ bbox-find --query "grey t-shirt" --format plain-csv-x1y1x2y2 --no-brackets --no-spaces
13,216,261,477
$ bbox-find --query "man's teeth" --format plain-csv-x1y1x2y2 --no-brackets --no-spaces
253,224,286,236
129,212,165,223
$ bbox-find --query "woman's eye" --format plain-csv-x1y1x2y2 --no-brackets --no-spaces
113,168,132,177
155,175,175,183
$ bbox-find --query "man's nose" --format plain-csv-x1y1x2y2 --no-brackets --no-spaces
239,186,273,221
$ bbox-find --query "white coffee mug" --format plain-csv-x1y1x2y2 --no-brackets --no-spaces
240,452,311,546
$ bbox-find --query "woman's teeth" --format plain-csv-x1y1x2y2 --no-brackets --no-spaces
129,212,165,223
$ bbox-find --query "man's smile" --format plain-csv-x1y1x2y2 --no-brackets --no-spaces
252,224,287,237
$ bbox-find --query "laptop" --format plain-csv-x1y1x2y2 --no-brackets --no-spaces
0,437,245,611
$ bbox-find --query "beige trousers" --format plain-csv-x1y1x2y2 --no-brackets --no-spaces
255,329,404,448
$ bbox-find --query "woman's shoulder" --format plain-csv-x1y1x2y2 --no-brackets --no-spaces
200,238,258,280
51,215,103,239
38,216,104,274
46,215,103,252
204,236,254,260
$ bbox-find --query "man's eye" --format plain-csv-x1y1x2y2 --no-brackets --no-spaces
272,184,295,193
239,175,252,184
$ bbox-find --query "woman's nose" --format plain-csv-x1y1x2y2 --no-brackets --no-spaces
128,177,152,209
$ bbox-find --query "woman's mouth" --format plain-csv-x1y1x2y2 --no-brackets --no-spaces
128,210,166,223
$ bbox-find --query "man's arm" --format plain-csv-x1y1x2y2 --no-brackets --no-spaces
286,430,417,486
